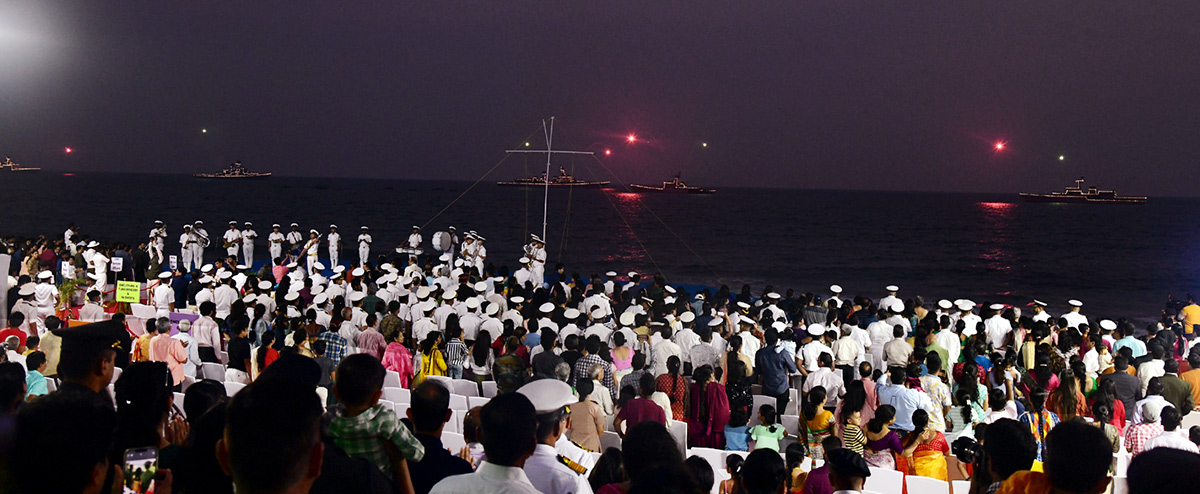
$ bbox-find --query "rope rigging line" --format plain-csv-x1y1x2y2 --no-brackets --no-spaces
582,154,726,285
422,127,545,231
557,155,576,263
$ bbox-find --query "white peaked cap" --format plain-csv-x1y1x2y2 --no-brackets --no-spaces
619,312,636,326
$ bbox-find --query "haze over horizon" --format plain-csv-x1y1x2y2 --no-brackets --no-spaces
3,1,1199,196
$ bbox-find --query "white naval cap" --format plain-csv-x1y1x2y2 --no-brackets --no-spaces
272,224,280,228
236,264,248,270
474,281,487,292
510,296,525,304
443,289,458,300
605,271,618,277
885,285,899,292
36,271,53,280
218,271,233,280
311,285,325,296
1068,299,1083,307
194,220,204,225
627,271,638,278
258,280,273,290
416,286,432,299
244,222,252,226
807,324,825,336
830,284,843,293
1032,299,1048,307
313,293,329,305
309,229,318,234
766,292,780,300
412,225,420,229
679,312,695,323
87,241,99,247
591,308,606,319
229,220,237,225
989,303,1005,311
517,378,575,415
361,225,369,230
351,267,365,277
284,292,300,302
956,300,976,311
18,284,36,296
242,294,257,304
707,318,724,327
349,292,366,302
694,293,705,301
474,235,485,241
333,265,346,274
1099,319,1117,331
154,220,163,224
201,264,213,273
771,321,787,331
465,298,481,310
937,299,953,310
563,308,580,319
485,303,500,315
310,261,323,271
518,256,530,264
290,223,299,227
619,312,636,326
157,271,172,279
736,301,750,310
664,285,677,294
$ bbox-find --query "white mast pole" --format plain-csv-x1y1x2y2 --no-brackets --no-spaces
542,117,554,242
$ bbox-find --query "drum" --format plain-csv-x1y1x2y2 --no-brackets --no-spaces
431,231,452,252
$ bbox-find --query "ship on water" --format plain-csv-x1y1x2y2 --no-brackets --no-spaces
631,173,715,194
1019,177,1146,204
193,161,272,179
0,157,40,172
496,166,609,187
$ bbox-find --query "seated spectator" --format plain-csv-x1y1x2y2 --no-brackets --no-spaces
430,393,540,493
408,381,473,494
741,448,789,494
1143,405,1199,453
1127,447,1200,494
997,419,1112,494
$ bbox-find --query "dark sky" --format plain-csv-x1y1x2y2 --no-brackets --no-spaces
4,1,1200,195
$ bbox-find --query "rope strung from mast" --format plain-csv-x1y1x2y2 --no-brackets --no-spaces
423,127,545,231
557,156,576,263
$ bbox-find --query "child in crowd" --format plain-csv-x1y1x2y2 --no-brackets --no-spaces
461,406,486,466
724,408,751,451
840,409,865,455
749,404,787,452
719,454,743,494
328,354,425,485
445,326,468,380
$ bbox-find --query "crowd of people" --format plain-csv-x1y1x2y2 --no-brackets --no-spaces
2,225,1200,494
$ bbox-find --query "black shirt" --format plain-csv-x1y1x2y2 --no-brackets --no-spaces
560,350,583,370
227,337,252,372
410,433,473,494
532,351,565,378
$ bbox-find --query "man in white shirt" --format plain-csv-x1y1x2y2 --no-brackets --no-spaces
799,325,833,373
172,319,201,378
78,290,107,322
152,271,175,317
831,325,863,383
406,226,423,262
866,311,893,372
1030,299,1051,323
268,224,286,262
652,326,682,376
883,325,914,369
194,302,222,363
285,223,304,257
430,393,542,494
33,271,58,332
1143,406,1199,454
804,353,846,408
213,277,239,320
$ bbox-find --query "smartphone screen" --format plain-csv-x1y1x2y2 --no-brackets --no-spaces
123,447,158,494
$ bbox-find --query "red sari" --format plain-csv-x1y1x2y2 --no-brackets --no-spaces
687,382,730,448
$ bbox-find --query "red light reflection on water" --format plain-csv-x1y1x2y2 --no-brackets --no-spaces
975,201,1016,274
600,190,653,268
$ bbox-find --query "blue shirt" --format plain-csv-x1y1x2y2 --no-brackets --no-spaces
877,381,932,432
755,345,798,395
1113,336,1146,359
25,370,47,398
724,424,750,451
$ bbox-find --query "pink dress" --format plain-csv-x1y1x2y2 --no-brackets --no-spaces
382,342,414,388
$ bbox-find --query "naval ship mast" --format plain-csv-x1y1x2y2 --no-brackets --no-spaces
504,117,595,242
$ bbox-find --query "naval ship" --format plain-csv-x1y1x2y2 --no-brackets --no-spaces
193,161,272,179
497,166,609,187
1019,177,1146,204
0,157,40,172
631,173,716,194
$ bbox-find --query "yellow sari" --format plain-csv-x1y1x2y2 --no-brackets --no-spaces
909,432,950,481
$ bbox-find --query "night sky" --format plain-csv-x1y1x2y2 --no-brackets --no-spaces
4,2,1200,195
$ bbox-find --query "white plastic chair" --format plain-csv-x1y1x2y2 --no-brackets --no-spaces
394,402,410,419
180,375,195,392
467,396,490,409
668,420,688,454
600,431,621,451
201,363,226,381
951,480,971,494
383,387,410,404
687,447,726,478
218,350,228,365
449,394,469,411
110,366,123,384
905,476,949,494
780,414,800,435
451,379,480,397
45,378,58,393
787,388,799,415
224,381,246,397
444,409,460,434
864,466,904,494
379,399,395,411
173,392,186,410
481,381,498,398
1112,476,1129,494
384,371,402,388
442,432,466,452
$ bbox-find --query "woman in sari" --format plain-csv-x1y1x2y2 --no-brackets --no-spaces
1046,369,1088,421
862,405,908,470
900,409,949,481
686,365,730,448
801,386,834,460
656,356,690,421
381,331,414,388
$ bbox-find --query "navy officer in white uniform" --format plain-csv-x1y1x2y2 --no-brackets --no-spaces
517,379,593,494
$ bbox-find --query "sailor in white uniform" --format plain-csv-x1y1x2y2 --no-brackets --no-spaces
153,271,175,317
983,303,1013,351
460,234,477,271
473,235,487,275
223,221,242,261
241,222,257,267
192,221,210,268
1030,299,1051,323
64,223,78,256
149,220,167,265
33,271,58,332
304,230,321,274
879,285,901,315
406,226,423,262
525,235,546,288
268,224,286,262
358,226,372,267
1061,299,1088,329
829,285,844,309
179,225,197,272
90,246,109,294
602,271,617,296
517,379,594,494
286,223,304,258
327,225,341,268
446,226,460,261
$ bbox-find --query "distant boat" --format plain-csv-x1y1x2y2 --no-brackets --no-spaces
631,173,715,194
497,166,609,187
0,157,40,172
193,161,272,179
1019,177,1146,204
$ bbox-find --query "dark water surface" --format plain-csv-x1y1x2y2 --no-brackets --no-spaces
2,173,1198,321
